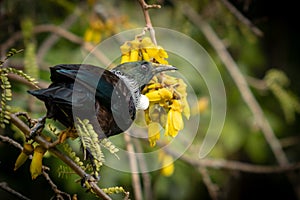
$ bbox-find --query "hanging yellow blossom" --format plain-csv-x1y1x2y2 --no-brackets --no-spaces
84,13,121,44
119,36,190,147
165,100,184,137
148,122,161,147
159,151,174,176
30,145,47,179
14,143,34,171
120,37,169,64
84,17,104,44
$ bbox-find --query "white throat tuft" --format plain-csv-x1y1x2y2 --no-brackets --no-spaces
136,94,149,110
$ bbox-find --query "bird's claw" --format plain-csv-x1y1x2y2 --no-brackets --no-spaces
28,116,46,140
15,112,38,128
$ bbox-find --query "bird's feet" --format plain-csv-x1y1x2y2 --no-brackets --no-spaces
80,173,99,189
28,116,47,140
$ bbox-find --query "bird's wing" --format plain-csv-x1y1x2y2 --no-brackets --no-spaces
50,64,80,83
28,82,92,107
28,82,97,127
52,64,136,133
51,64,123,108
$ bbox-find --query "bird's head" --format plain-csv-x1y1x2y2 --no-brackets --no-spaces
111,61,177,88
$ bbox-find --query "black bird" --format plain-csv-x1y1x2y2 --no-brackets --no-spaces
28,61,176,139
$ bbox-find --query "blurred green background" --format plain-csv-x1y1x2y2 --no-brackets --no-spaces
1,0,300,199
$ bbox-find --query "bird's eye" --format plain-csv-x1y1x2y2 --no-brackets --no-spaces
141,64,148,70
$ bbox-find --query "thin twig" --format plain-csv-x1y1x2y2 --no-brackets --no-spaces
218,0,264,37
0,135,23,150
37,8,81,63
0,133,72,200
196,157,300,174
7,111,112,200
179,1,288,167
164,148,300,174
8,73,49,89
124,134,143,200
42,168,72,200
133,139,152,200
137,0,161,45
1,24,111,67
176,5,300,197
246,75,268,91
280,136,300,148
0,182,30,200
198,167,219,200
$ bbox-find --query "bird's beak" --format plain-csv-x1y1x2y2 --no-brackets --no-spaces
152,63,177,74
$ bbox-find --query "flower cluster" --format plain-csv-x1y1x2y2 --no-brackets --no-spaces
84,16,114,44
84,6,132,44
14,138,50,180
120,37,168,64
120,37,190,147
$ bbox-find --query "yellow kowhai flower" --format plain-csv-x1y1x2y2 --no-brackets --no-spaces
84,28,102,44
148,122,161,147
120,37,169,64
30,145,47,179
159,151,174,176
119,36,189,147
198,97,209,113
84,16,116,44
14,143,34,171
165,100,184,137
191,97,209,116
146,88,172,103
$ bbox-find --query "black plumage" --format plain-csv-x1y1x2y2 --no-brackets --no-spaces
28,61,176,138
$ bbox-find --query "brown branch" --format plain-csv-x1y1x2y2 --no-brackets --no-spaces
198,167,219,200
137,0,161,45
1,132,70,200
1,24,111,67
179,2,289,166
133,139,152,200
246,75,268,91
0,135,23,150
124,134,142,200
170,5,300,195
280,136,300,148
8,73,49,89
198,158,300,174
165,148,300,174
42,167,72,200
0,182,30,200
0,32,22,57
7,111,112,200
218,0,264,37
37,8,81,63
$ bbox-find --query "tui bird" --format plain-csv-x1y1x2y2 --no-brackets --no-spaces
28,61,176,139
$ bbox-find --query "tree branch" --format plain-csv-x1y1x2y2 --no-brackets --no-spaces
0,135,23,150
218,0,264,37
198,167,219,200
179,1,288,167
1,24,111,67
7,111,112,200
42,167,72,200
164,147,300,174
137,0,161,45
37,8,81,63
176,5,300,196
133,139,152,200
124,134,143,200
0,182,30,200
